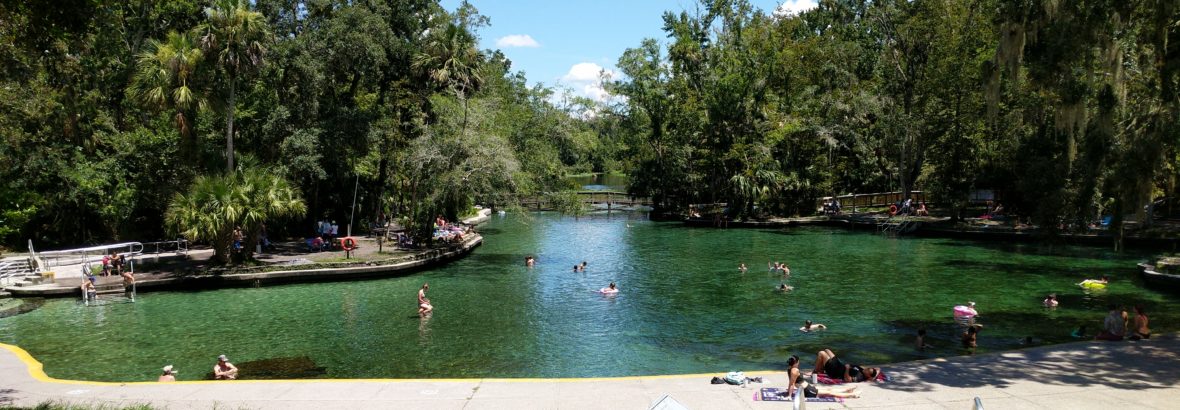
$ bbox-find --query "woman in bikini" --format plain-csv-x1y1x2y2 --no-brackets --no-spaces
784,355,860,398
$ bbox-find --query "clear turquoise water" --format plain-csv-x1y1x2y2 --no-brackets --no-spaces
1,211,1174,382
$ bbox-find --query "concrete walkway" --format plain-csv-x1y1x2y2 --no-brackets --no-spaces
2,333,1177,409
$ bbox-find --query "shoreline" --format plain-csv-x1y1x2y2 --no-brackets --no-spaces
3,209,492,299
1,333,1176,409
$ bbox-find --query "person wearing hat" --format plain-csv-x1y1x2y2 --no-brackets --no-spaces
213,355,239,380
158,365,177,382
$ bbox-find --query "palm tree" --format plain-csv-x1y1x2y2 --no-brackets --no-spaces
166,170,305,264
413,22,484,134
197,0,271,172
165,174,240,264
128,31,204,160
237,168,307,259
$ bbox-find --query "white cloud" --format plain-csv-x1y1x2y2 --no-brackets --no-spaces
495,34,540,48
560,62,617,103
774,0,818,17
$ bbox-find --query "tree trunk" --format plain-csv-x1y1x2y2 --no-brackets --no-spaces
226,75,237,173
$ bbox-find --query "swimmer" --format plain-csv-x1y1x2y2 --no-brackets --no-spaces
1078,275,1109,287
417,283,433,316
525,256,535,267
1070,325,1088,339
916,329,933,351
580,261,588,271
739,263,748,273
801,320,827,332
961,324,982,354
1042,293,1058,308
777,283,794,292
783,264,791,277
600,282,619,294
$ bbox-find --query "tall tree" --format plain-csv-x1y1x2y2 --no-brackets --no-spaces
197,0,271,172
128,31,205,160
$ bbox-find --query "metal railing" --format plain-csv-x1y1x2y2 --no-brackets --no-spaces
0,258,35,286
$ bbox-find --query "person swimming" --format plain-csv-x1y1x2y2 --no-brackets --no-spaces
1078,275,1109,288
739,263,748,273
1043,293,1058,307
801,320,827,332
777,283,794,292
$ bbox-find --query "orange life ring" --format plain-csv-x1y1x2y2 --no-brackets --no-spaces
888,204,898,216
341,237,357,251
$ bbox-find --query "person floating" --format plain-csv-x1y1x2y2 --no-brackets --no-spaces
1078,275,1109,289
418,283,433,316
738,263,747,273
600,282,619,294
953,302,979,324
800,320,826,332
777,283,794,292
525,256,535,267
213,355,238,380
158,365,177,382
1042,293,1058,308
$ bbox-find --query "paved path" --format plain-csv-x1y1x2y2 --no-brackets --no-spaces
2,333,1177,409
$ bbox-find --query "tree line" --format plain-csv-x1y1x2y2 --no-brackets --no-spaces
606,0,1180,246
0,0,619,257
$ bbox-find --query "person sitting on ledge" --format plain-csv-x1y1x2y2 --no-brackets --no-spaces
1129,305,1150,340
1096,304,1127,341
784,355,861,399
213,355,238,380
158,365,177,382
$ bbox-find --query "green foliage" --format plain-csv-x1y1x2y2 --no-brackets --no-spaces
165,170,305,264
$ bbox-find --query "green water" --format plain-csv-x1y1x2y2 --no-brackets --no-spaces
1,212,1175,382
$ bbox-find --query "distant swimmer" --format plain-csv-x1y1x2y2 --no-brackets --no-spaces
801,320,827,332
600,282,619,294
739,263,748,273
525,256,535,267
777,283,794,292
1042,293,1058,308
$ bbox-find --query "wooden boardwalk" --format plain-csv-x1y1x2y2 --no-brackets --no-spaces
516,191,651,210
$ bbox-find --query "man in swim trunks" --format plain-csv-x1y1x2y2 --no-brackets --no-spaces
213,355,238,380
811,349,880,383
418,283,433,316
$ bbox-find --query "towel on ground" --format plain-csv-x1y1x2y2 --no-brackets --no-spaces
754,388,842,403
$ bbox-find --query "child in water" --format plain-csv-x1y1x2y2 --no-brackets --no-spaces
916,329,933,351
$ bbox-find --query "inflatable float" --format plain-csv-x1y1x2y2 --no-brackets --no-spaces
1078,280,1107,289
599,287,619,295
953,305,978,318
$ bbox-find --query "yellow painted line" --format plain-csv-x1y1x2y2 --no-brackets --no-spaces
1,342,780,385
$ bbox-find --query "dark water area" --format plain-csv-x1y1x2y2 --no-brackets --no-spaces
1,211,1173,381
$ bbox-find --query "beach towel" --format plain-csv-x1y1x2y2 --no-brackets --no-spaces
753,388,842,403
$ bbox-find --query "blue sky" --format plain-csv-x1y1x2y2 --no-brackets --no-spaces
440,1,817,103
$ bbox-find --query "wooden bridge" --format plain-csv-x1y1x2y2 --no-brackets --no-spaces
515,191,652,211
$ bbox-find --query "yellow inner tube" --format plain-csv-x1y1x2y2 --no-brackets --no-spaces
1080,281,1106,289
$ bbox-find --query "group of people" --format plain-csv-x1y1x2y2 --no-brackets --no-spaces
821,198,842,215
572,261,588,272
80,251,136,300
778,350,883,399
433,215,468,243
155,354,239,382
1096,304,1150,341
891,198,929,216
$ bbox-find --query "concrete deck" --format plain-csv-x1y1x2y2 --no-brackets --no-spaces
1,333,1177,409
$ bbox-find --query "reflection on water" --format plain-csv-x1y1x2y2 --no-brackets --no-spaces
1,211,1176,381
567,173,629,191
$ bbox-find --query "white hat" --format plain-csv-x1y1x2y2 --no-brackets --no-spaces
163,365,176,373
218,354,228,361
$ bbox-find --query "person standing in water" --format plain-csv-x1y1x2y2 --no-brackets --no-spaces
418,283,433,316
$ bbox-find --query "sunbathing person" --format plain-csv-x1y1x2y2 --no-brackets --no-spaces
784,355,860,399
811,349,881,383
